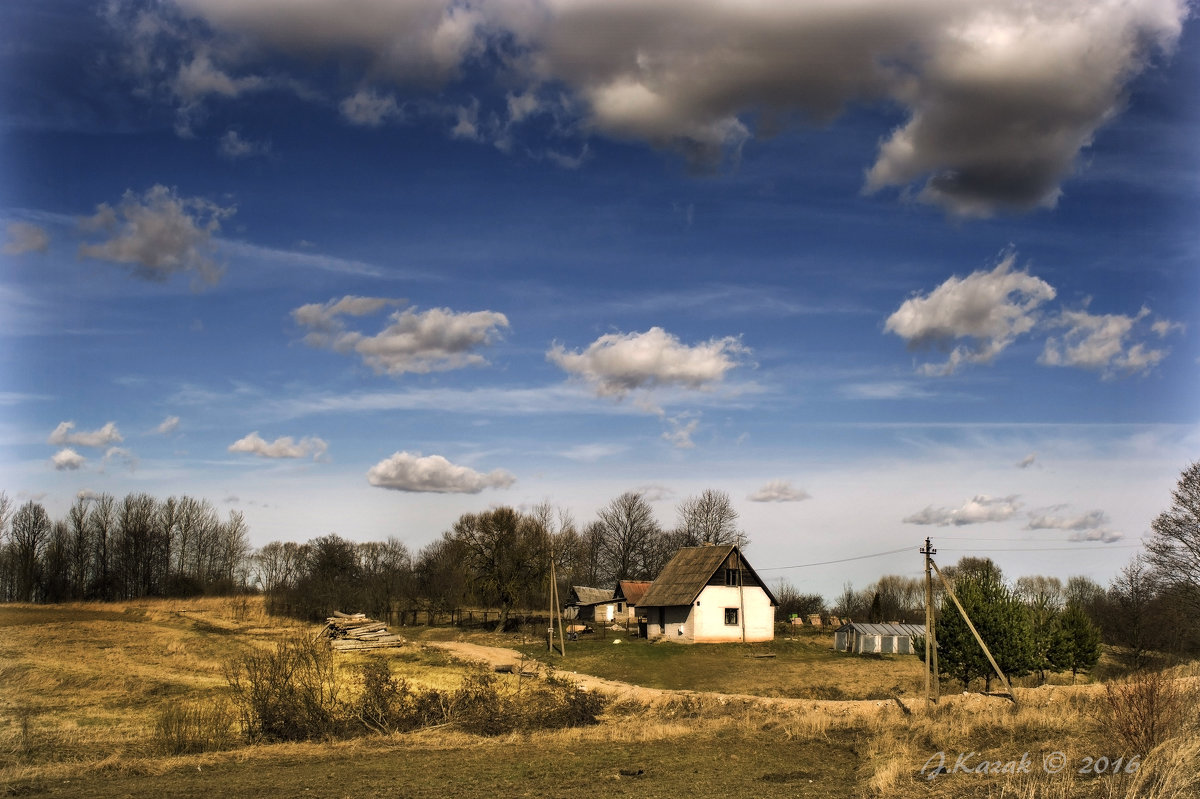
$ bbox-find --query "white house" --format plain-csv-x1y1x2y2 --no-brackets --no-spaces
637,544,777,643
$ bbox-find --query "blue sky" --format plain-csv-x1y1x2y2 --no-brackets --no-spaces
2,0,1197,599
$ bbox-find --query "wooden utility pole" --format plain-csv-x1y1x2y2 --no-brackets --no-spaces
735,537,746,643
547,536,566,656
921,537,939,702
930,559,1016,705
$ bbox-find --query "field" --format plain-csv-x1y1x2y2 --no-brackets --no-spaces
2,598,1197,798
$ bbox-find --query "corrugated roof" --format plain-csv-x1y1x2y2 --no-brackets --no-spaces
834,622,926,637
570,586,614,606
616,580,652,606
639,545,777,608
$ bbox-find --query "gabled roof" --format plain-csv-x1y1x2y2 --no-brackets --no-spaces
615,579,652,606
639,545,777,608
834,622,926,637
569,586,614,606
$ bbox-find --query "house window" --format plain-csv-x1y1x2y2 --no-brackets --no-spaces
724,608,738,625
725,569,740,586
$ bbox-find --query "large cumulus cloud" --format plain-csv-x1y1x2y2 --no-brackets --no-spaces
107,0,1188,216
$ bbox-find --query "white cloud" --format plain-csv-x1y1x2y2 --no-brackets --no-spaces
1026,507,1109,531
449,99,480,140
366,451,515,493
1067,528,1124,543
1016,453,1037,469
47,421,123,448
548,326,747,398
228,431,328,460
560,443,627,462
903,494,1021,526
3,221,50,255
102,446,139,471
293,298,509,375
78,185,235,286
885,254,1056,375
636,484,674,503
218,130,270,159
1040,306,1172,378
747,480,811,503
339,89,403,126
52,448,86,471
154,415,181,435
172,51,265,101
840,381,935,400
1152,319,1186,338
1025,506,1122,542
661,415,699,449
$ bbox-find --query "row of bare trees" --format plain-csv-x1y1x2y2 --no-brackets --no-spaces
262,490,747,627
0,492,249,603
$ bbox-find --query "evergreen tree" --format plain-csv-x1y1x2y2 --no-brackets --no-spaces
937,571,1034,692
1053,602,1102,682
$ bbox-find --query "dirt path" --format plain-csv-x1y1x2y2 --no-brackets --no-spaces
426,640,917,715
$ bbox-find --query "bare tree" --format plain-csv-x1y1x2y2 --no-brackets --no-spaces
1014,575,1064,608
0,491,12,546
67,495,93,599
1146,460,1200,615
674,489,742,547
596,491,664,584
10,501,50,601
1107,555,1156,669
88,493,116,599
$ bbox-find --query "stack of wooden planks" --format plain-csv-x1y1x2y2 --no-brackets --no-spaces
319,611,406,651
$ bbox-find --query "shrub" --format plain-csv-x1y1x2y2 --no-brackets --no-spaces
154,697,238,755
1103,668,1196,753
353,659,447,734
225,635,346,742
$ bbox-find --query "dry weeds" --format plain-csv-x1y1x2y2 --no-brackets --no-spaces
3,598,1197,799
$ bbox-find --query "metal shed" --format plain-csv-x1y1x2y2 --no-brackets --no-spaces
834,622,925,655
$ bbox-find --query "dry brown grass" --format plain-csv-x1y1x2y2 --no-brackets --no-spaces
3,598,1197,799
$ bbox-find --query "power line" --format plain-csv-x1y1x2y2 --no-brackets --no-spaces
938,543,1142,553
758,546,914,571
759,540,1141,572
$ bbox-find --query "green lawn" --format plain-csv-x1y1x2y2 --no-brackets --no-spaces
517,629,925,700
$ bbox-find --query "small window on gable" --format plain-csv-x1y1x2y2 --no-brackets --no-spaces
726,569,740,586
724,607,738,625
617,602,623,612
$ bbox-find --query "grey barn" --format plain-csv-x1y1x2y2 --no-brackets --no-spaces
834,622,925,655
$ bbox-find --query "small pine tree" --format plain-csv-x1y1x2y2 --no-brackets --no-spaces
937,572,1034,692
1054,602,1102,682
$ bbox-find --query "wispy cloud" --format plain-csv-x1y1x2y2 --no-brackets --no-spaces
748,480,811,503
1026,506,1122,542
3,221,50,255
1040,305,1176,378
48,421,123,448
154,415,181,435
